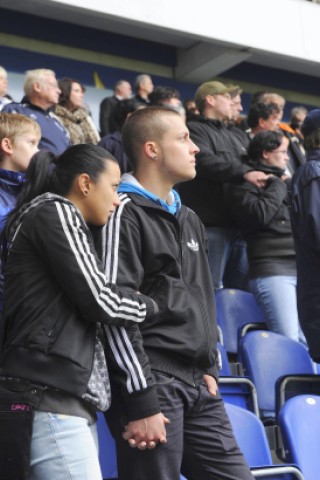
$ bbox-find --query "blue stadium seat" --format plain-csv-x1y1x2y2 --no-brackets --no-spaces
279,394,320,480
239,330,315,420
215,288,266,355
217,341,260,416
97,413,118,479
225,403,304,479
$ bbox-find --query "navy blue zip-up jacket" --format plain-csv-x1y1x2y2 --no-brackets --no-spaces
291,149,320,360
0,168,25,313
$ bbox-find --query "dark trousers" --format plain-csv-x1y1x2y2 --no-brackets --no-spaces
105,372,254,480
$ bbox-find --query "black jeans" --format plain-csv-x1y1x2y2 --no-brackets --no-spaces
105,372,254,480
0,379,43,480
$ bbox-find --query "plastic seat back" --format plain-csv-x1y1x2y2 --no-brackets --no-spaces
97,413,118,479
215,288,265,354
226,403,305,480
279,394,320,480
225,402,272,467
240,330,315,419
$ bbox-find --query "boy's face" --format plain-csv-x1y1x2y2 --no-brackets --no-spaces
157,115,199,184
10,131,40,172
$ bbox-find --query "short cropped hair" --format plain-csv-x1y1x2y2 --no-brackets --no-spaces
122,106,180,170
24,69,56,97
114,79,128,91
134,74,151,93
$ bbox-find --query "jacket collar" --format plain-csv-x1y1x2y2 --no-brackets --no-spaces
119,173,182,215
0,168,25,186
306,149,320,161
187,115,224,128
8,193,86,248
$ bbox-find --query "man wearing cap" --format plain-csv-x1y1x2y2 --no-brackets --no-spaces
178,80,269,290
290,109,320,362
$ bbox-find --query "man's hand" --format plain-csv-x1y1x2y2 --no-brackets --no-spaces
244,171,272,188
122,412,170,450
203,374,218,397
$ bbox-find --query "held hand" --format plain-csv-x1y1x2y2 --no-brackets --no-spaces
203,374,218,397
244,171,273,188
123,412,170,450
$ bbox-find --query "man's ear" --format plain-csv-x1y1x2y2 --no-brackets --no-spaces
144,141,158,160
33,82,42,94
205,95,215,108
0,137,13,155
76,173,91,197
259,118,266,130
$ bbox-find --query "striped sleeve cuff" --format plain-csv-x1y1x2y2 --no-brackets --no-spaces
123,385,161,421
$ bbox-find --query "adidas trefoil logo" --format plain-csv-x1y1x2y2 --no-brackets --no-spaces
187,238,199,251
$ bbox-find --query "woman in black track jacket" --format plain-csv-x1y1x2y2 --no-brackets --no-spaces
0,144,158,480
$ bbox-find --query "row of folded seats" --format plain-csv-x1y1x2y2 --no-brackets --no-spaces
216,288,320,480
97,288,320,480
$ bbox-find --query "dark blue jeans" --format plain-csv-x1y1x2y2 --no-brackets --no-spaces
105,372,254,480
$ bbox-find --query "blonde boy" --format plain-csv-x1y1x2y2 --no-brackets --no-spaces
0,112,40,311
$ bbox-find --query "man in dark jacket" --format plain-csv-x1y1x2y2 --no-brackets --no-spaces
101,106,253,480
99,79,132,136
291,109,320,361
178,81,269,289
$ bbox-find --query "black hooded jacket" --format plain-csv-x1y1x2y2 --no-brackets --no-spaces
178,115,252,226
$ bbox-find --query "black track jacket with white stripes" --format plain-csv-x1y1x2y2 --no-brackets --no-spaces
0,194,156,403
102,192,219,420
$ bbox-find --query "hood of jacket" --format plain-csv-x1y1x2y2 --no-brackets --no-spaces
7,193,85,249
119,173,182,215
